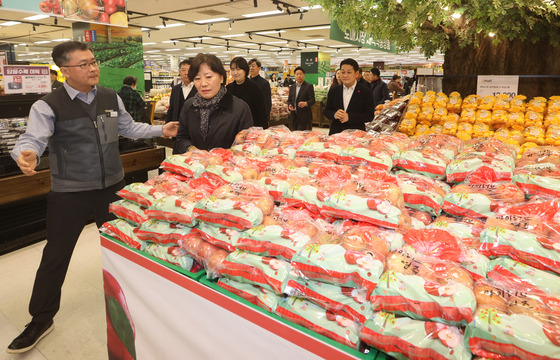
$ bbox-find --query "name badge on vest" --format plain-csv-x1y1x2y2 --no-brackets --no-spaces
105,110,118,117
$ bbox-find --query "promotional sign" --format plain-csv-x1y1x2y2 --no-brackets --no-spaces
0,0,63,16
2,65,51,94
477,75,519,97
330,20,396,53
63,0,128,27
301,52,318,73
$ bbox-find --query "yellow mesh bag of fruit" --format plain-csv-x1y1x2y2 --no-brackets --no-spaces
460,108,477,123
478,95,496,111
523,126,545,145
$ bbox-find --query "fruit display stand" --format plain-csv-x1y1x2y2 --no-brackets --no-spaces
100,234,388,360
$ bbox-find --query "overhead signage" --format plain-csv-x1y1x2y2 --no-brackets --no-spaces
329,20,396,53
2,65,51,94
301,52,318,73
477,75,519,97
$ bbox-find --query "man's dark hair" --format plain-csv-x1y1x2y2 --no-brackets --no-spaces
248,58,261,68
52,41,92,67
286,74,291,78
371,68,381,77
340,58,359,71
294,66,305,74
179,58,192,68
50,69,58,76
123,76,138,86
188,53,227,85
392,74,400,80
230,57,249,77
358,68,363,74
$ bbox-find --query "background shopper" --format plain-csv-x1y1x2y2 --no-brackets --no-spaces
287,66,316,130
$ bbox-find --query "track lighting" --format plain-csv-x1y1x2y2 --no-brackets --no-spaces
259,44,262,50
277,30,281,37
206,24,211,32
162,18,167,27
173,41,176,45
246,49,249,54
276,3,282,12
299,11,304,20
286,8,292,15
304,43,307,48
248,33,253,40
228,21,232,30
54,17,58,25
336,48,339,53
253,0,257,7
147,31,151,38
33,24,36,32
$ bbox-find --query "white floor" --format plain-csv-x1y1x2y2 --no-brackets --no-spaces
0,223,108,360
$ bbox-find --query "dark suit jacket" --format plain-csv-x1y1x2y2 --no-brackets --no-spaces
166,83,197,123
370,79,391,109
287,81,316,130
323,83,375,135
250,74,272,123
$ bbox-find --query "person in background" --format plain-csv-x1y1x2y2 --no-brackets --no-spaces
330,69,341,89
50,69,63,89
227,56,268,129
356,67,369,88
173,54,253,153
248,58,272,126
370,67,391,108
117,76,146,122
287,66,316,131
270,73,279,86
388,74,406,97
323,58,375,135
363,70,373,88
283,74,295,87
166,58,197,123
7,41,178,355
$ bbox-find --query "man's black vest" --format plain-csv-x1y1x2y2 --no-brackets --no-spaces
42,86,123,192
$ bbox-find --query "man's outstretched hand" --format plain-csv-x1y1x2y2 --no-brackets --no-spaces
17,150,38,176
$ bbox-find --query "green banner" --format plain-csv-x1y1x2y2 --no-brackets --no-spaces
301,52,319,73
329,20,396,53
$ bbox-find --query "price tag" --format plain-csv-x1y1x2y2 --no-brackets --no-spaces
477,75,519,97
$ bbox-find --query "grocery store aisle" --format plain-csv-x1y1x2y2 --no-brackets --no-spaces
0,223,108,360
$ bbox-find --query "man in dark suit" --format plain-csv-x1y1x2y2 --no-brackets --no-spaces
283,74,295,87
356,67,369,89
166,59,197,123
370,67,391,109
249,58,272,125
287,66,316,130
323,58,375,135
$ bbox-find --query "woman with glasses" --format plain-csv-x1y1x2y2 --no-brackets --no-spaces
226,56,268,129
173,53,253,154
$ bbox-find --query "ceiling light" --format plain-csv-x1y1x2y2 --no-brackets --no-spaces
299,38,324,42
184,47,198,50
141,27,149,31
188,37,212,41
194,17,228,24
265,41,285,44
24,14,49,20
329,44,354,47
299,12,304,20
155,23,185,28
32,25,36,32
0,21,22,26
161,40,174,43
300,5,321,10
300,25,330,31
256,30,286,35
34,40,51,44
276,3,283,12
221,34,245,38
243,10,283,18
165,49,181,51
142,42,157,45
229,21,233,30
210,45,225,48
145,50,159,53
51,38,71,42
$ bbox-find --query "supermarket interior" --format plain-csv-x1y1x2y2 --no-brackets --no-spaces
1,1,560,360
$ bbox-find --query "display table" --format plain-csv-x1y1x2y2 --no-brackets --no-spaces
100,234,387,360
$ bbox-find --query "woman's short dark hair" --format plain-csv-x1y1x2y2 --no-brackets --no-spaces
230,57,249,78
123,76,137,86
294,66,305,74
52,41,92,67
188,53,227,85
340,58,359,71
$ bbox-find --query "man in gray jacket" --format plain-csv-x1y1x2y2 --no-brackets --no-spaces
7,41,178,354
370,67,391,108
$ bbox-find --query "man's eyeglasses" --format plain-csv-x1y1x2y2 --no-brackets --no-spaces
62,59,99,70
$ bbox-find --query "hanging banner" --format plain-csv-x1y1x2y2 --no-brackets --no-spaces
329,20,396,53
0,0,62,15
477,75,519,97
301,52,318,73
2,65,51,94
63,0,128,27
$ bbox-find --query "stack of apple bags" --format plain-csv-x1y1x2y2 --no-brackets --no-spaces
102,125,560,360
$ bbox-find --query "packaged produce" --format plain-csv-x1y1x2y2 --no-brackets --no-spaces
285,277,373,324
360,312,471,360
178,234,229,278
433,107,448,124
510,96,527,113
478,96,496,111
194,181,274,230
493,96,511,112
506,112,525,130
472,122,493,138
525,111,545,127
409,92,423,105
109,199,147,226
144,193,206,227
217,277,262,306
371,247,476,326
513,146,560,198
417,106,434,125
462,95,479,110
447,94,462,114
422,91,437,108
235,209,317,261
393,134,464,180
276,296,361,349
466,278,560,360
428,215,485,246
191,222,239,252
460,108,476,124
476,110,492,124
442,182,525,219
103,219,145,250
159,149,221,178
545,124,560,145
145,172,192,195
117,183,165,208
429,124,444,134
414,123,430,136
456,122,473,141
398,118,417,136
528,97,547,113
441,119,458,136
142,242,196,271
395,172,450,216
134,219,192,245
218,251,291,294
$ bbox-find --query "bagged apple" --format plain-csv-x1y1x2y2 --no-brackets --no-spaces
285,277,373,324
142,242,196,271
218,251,291,294
371,247,476,326
428,215,485,247
160,148,222,177
466,278,560,360
191,222,240,252
360,312,471,360
144,172,192,195
144,190,208,227
217,277,262,305
178,234,229,278
109,199,147,227
102,219,145,250
117,183,165,208
396,172,450,217
442,182,525,219
134,219,192,245
513,146,560,198
275,296,361,349
194,181,274,230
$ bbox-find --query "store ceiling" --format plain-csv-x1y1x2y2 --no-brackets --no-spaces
0,0,444,69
